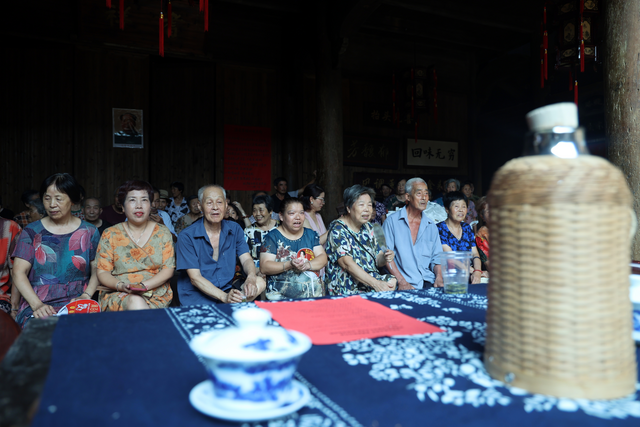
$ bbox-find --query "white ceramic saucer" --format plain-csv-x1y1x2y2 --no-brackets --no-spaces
189,379,310,422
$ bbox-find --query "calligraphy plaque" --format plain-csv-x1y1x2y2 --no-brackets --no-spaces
405,139,458,168
343,133,399,169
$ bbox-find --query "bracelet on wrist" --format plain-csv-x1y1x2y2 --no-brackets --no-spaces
473,269,482,273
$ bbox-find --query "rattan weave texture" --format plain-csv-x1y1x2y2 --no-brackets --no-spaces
484,155,637,399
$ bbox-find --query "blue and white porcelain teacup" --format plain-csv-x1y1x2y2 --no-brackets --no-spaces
190,307,312,411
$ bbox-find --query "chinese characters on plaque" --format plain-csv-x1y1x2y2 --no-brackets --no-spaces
343,134,398,169
406,139,458,168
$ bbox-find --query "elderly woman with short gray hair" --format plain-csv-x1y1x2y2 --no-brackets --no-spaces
325,185,396,295
433,178,460,207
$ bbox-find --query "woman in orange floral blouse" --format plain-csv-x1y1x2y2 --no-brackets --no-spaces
96,180,175,311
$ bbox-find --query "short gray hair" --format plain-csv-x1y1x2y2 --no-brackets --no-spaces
405,177,427,195
198,184,226,204
444,178,460,191
343,185,376,210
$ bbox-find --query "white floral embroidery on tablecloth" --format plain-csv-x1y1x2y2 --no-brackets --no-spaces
365,290,442,308
424,287,488,310
340,314,640,420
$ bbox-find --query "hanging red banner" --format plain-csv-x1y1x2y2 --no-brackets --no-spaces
223,125,272,191
168,2,172,38
119,0,124,30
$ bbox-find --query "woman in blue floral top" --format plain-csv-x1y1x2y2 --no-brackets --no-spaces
436,191,482,284
325,185,396,296
260,198,327,300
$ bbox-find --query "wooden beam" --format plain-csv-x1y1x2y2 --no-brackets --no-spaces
338,0,383,38
361,22,505,53
382,0,534,34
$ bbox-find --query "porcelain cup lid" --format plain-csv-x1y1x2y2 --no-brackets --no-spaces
190,307,311,363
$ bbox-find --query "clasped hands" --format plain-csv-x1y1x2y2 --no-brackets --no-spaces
290,255,313,273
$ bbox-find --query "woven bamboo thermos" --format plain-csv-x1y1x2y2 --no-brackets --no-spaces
484,103,637,400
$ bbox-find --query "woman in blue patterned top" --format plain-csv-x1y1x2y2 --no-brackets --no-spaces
260,198,327,300
436,191,482,284
11,173,101,328
325,185,396,295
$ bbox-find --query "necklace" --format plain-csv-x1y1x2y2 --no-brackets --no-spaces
126,221,148,245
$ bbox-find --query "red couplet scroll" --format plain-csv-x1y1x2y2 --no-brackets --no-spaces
223,125,272,192
255,296,443,345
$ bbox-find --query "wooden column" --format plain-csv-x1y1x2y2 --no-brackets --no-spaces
604,0,640,259
315,2,344,224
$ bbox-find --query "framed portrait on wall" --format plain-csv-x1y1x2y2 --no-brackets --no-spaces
113,108,144,149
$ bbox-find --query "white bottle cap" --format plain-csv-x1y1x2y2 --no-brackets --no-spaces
525,102,578,132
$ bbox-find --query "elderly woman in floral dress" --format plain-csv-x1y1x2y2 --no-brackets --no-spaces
325,185,396,295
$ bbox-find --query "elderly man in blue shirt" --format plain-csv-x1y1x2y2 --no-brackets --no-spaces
177,185,265,304
383,177,444,289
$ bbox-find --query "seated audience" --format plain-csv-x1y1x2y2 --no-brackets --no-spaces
436,191,482,284
301,184,328,245
177,185,265,305
0,218,21,317
13,190,39,227
475,197,489,274
157,189,171,211
249,191,280,224
83,197,112,236
0,196,15,220
175,195,203,234
149,188,177,241
100,189,126,225
244,195,279,269
461,181,477,225
225,202,246,230
433,178,459,207
27,198,47,224
70,185,85,219
325,185,396,295
96,180,175,311
271,172,316,215
168,181,189,226
260,198,327,300
385,179,408,211
11,174,100,328
372,200,387,225
378,183,393,205
462,181,480,203
383,178,444,289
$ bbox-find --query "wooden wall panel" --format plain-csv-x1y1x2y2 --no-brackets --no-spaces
73,48,150,205
149,58,216,197
217,64,283,210
1,40,75,212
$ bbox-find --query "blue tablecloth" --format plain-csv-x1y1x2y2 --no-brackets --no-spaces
32,285,640,426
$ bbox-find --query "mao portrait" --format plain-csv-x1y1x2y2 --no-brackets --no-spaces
113,108,144,148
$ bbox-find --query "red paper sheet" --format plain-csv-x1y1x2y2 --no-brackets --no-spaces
255,296,443,345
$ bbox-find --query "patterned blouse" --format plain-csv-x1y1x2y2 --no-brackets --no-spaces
325,220,394,296
244,221,279,267
437,221,476,252
167,198,189,226
12,220,100,328
260,228,323,300
96,223,175,311
372,201,386,225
